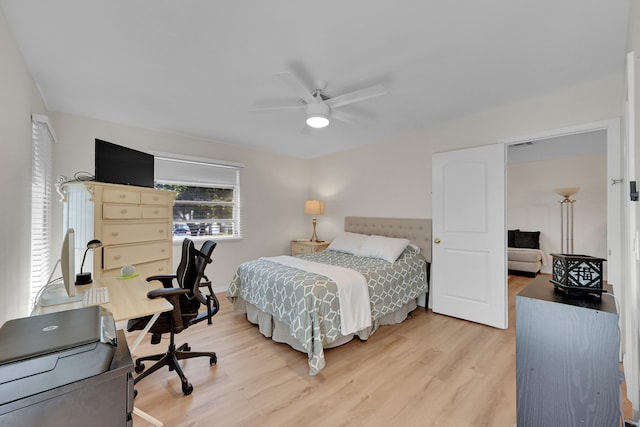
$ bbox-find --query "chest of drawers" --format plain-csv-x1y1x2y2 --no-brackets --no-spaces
62,182,176,279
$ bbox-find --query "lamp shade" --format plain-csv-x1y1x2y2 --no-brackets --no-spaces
555,187,580,198
304,200,324,216
76,239,103,285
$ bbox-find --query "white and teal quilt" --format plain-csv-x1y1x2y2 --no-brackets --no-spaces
227,246,429,375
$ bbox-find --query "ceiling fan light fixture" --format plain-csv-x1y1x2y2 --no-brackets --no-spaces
306,103,330,128
307,114,329,128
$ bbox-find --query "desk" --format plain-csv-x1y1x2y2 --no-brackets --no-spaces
32,276,173,427
33,276,173,356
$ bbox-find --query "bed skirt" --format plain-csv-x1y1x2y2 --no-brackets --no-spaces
232,297,419,354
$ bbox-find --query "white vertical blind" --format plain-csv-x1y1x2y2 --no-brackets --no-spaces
30,114,56,307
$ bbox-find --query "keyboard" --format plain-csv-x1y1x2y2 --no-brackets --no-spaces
83,287,110,306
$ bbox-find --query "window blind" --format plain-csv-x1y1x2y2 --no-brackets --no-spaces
30,114,56,307
154,155,243,239
154,156,240,187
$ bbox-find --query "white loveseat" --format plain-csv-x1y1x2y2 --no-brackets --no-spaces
508,230,545,277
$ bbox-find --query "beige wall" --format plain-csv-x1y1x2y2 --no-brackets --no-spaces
49,112,312,293
508,154,607,274
311,75,623,240
0,9,48,324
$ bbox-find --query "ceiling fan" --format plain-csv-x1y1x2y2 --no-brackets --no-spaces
251,72,387,129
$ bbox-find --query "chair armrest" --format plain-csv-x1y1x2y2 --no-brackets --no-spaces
147,274,177,288
146,287,189,334
191,283,219,326
194,280,211,305
147,287,188,299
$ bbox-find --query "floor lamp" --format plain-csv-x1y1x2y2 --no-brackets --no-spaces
555,187,579,254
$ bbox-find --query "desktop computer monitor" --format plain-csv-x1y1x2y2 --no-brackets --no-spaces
41,228,83,306
61,228,76,298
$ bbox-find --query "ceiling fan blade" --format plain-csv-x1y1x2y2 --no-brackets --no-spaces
249,103,305,112
326,84,387,109
277,72,318,105
331,109,361,126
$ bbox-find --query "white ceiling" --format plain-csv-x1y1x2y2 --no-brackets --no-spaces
1,1,630,159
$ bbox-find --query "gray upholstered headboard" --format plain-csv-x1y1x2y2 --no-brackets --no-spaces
344,216,432,263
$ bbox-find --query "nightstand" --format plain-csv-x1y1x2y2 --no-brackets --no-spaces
290,240,331,256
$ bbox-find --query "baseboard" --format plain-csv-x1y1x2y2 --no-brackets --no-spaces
508,269,538,278
212,285,227,294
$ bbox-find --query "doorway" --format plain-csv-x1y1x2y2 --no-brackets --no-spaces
431,119,620,329
507,130,608,276
502,119,621,293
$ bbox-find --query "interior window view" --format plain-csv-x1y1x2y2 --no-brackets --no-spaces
2,2,640,427
156,184,236,238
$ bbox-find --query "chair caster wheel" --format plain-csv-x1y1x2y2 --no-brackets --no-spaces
210,354,217,365
184,345,191,351
182,381,193,395
134,363,145,374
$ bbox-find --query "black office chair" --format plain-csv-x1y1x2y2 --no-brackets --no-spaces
127,238,220,395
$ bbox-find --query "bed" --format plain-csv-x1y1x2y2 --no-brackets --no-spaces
226,217,432,375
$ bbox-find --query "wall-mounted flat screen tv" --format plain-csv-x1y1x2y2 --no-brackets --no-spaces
95,139,154,188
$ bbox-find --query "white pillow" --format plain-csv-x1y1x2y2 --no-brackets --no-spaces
327,232,368,254
355,235,410,263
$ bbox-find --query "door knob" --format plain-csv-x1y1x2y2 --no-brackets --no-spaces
434,238,441,244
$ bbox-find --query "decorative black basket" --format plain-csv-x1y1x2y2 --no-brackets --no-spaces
550,253,606,297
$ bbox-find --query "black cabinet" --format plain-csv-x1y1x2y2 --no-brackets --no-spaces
0,330,133,427
516,276,620,427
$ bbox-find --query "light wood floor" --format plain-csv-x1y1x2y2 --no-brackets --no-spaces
127,275,622,427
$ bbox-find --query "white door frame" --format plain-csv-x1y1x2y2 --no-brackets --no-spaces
624,50,639,416
500,118,622,292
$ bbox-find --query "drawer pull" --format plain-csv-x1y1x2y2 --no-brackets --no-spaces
114,255,121,260
121,209,127,214
119,194,126,199
154,210,159,215
161,248,166,253
159,229,164,234
112,232,119,237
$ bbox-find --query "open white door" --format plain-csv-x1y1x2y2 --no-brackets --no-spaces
432,144,507,329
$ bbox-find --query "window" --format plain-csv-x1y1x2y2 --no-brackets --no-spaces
154,155,243,239
30,114,56,307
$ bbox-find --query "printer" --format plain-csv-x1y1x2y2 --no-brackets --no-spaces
0,306,117,406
